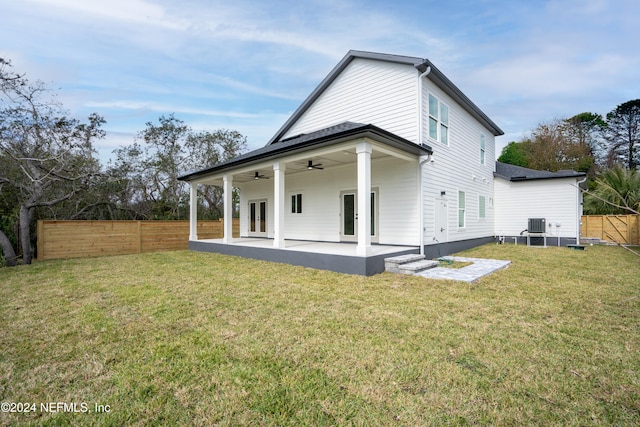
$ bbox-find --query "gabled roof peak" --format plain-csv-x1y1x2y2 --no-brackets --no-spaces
344,50,425,66
266,50,503,145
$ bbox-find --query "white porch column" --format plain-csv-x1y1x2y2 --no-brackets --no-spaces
356,141,372,256
222,174,233,244
273,161,286,248
189,182,198,241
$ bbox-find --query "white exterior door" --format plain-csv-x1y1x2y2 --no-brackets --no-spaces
340,190,378,243
248,199,267,237
434,198,448,243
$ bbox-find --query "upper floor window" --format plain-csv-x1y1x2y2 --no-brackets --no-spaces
428,94,449,145
480,134,486,165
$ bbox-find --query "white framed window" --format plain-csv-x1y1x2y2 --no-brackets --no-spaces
479,195,486,219
428,94,449,145
291,193,302,214
458,191,466,228
480,134,486,165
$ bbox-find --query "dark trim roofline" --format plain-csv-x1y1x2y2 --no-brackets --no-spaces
267,50,504,145
178,123,432,182
494,161,586,182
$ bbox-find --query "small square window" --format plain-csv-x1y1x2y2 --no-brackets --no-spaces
291,194,302,214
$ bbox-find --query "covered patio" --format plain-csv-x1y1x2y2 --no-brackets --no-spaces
179,122,432,275
189,237,419,275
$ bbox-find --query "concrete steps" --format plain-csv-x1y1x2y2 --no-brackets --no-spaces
384,254,438,275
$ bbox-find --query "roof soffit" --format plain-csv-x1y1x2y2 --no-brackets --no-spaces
191,137,420,185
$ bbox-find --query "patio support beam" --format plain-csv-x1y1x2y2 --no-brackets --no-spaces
356,141,372,256
273,161,286,248
222,174,233,243
189,182,198,241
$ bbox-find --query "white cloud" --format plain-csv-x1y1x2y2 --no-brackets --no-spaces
86,100,265,119
25,0,188,30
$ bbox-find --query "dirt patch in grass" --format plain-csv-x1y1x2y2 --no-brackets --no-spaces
1,245,639,425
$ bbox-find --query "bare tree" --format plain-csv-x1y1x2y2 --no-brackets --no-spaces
0,60,103,265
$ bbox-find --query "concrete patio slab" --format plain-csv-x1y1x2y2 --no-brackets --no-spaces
416,256,511,282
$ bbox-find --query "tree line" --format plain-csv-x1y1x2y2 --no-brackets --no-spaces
498,102,640,216
0,59,246,266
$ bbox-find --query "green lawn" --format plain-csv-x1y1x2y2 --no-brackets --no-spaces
1,244,639,426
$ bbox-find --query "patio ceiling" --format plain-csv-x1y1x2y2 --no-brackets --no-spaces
195,139,419,186
180,122,432,186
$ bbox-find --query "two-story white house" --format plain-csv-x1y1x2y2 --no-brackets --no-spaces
179,50,585,275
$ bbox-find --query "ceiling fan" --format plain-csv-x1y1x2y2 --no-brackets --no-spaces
254,171,269,180
307,160,324,170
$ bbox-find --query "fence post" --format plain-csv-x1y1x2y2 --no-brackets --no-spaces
37,220,44,261
137,221,142,253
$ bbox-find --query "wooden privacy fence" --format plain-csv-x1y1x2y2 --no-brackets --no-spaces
37,219,240,261
581,215,639,245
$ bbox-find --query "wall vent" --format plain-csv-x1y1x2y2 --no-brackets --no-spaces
528,218,546,233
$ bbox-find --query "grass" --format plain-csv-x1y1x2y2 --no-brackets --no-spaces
436,259,474,269
0,244,639,426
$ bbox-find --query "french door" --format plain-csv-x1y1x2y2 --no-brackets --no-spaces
340,190,378,242
248,199,267,237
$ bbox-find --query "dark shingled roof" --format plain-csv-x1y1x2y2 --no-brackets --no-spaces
494,161,586,182
178,122,432,181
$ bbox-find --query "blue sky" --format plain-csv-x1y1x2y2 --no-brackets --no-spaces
2,0,638,162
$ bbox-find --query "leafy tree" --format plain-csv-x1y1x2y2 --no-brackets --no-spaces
137,114,190,219
0,59,103,265
602,99,640,169
498,141,529,167
111,116,247,220
185,129,247,219
499,118,597,173
583,166,640,215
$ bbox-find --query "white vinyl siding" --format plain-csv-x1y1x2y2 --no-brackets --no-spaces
421,80,496,245
494,177,580,239
274,56,498,247
283,58,418,143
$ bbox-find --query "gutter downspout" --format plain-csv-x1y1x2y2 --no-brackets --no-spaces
417,65,432,145
576,176,587,245
418,65,432,256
